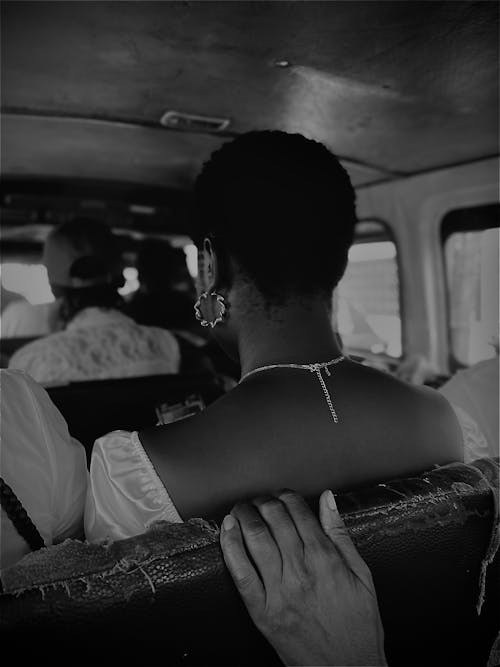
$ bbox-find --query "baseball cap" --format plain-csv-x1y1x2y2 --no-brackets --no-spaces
43,219,122,289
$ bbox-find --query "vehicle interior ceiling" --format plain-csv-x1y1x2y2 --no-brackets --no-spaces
1,2,498,364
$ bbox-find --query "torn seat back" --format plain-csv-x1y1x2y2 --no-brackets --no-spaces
1,458,498,666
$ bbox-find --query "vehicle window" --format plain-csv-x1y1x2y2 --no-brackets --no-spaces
118,266,140,297
0,261,54,306
184,243,198,278
0,236,197,325
0,261,143,306
442,204,499,367
334,221,402,359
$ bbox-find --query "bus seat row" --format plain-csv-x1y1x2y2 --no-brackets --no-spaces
0,336,39,368
46,373,225,463
1,457,498,667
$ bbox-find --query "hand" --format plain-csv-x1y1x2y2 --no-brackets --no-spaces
220,489,387,667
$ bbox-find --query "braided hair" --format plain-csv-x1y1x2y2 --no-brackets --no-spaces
0,477,45,552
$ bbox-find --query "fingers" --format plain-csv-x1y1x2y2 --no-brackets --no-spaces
278,489,330,549
318,490,355,558
252,495,304,560
230,502,283,589
223,489,375,610
319,490,374,592
220,513,264,611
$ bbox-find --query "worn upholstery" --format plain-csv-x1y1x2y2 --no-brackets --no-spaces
1,458,498,666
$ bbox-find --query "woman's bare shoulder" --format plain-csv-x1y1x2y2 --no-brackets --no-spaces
337,361,464,465
139,386,248,457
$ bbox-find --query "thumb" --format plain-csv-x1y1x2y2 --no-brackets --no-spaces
319,490,352,549
319,490,374,592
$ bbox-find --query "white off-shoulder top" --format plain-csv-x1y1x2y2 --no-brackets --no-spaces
84,404,490,544
84,431,182,542
1,370,88,570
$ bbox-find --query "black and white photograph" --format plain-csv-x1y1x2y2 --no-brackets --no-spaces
0,2,498,665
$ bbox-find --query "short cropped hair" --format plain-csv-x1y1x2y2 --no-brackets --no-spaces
192,131,356,302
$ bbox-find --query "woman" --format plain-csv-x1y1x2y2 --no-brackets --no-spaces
86,131,465,540
1,370,87,570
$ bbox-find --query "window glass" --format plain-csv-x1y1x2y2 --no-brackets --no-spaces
117,267,140,297
333,222,402,358
443,206,499,366
0,263,54,305
0,262,143,304
0,238,196,319
184,243,198,278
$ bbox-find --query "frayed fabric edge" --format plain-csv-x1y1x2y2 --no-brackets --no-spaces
475,467,499,615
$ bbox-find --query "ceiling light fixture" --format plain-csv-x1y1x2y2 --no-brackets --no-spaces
160,110,231,133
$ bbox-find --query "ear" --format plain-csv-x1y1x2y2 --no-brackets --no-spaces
199,237,220,292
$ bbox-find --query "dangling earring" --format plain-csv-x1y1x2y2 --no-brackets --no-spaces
194,291,227,328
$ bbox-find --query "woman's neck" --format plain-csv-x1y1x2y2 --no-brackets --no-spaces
237,299,342,377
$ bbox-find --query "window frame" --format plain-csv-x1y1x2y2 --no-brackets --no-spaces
337,217,404,365
440,203,499,372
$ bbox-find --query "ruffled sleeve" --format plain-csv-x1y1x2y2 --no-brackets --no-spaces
84,431,182,543
450,403,490,464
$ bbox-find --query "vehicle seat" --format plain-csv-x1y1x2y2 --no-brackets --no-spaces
1,457,498,667
46,373,224,462
0,336,40,368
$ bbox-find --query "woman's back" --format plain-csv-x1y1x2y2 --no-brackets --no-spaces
140,359,462,520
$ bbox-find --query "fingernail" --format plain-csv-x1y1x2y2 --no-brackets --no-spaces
222,514,236,531
326,490,337,511
277,488,295,498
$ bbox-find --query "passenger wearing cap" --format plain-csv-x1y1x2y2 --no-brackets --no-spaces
8,219,180,385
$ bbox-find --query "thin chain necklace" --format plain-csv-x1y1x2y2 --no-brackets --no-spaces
239,355,345,424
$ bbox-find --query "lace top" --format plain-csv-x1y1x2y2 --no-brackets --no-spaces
84,403,489,543
9,307,180,386
439,358,499,458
